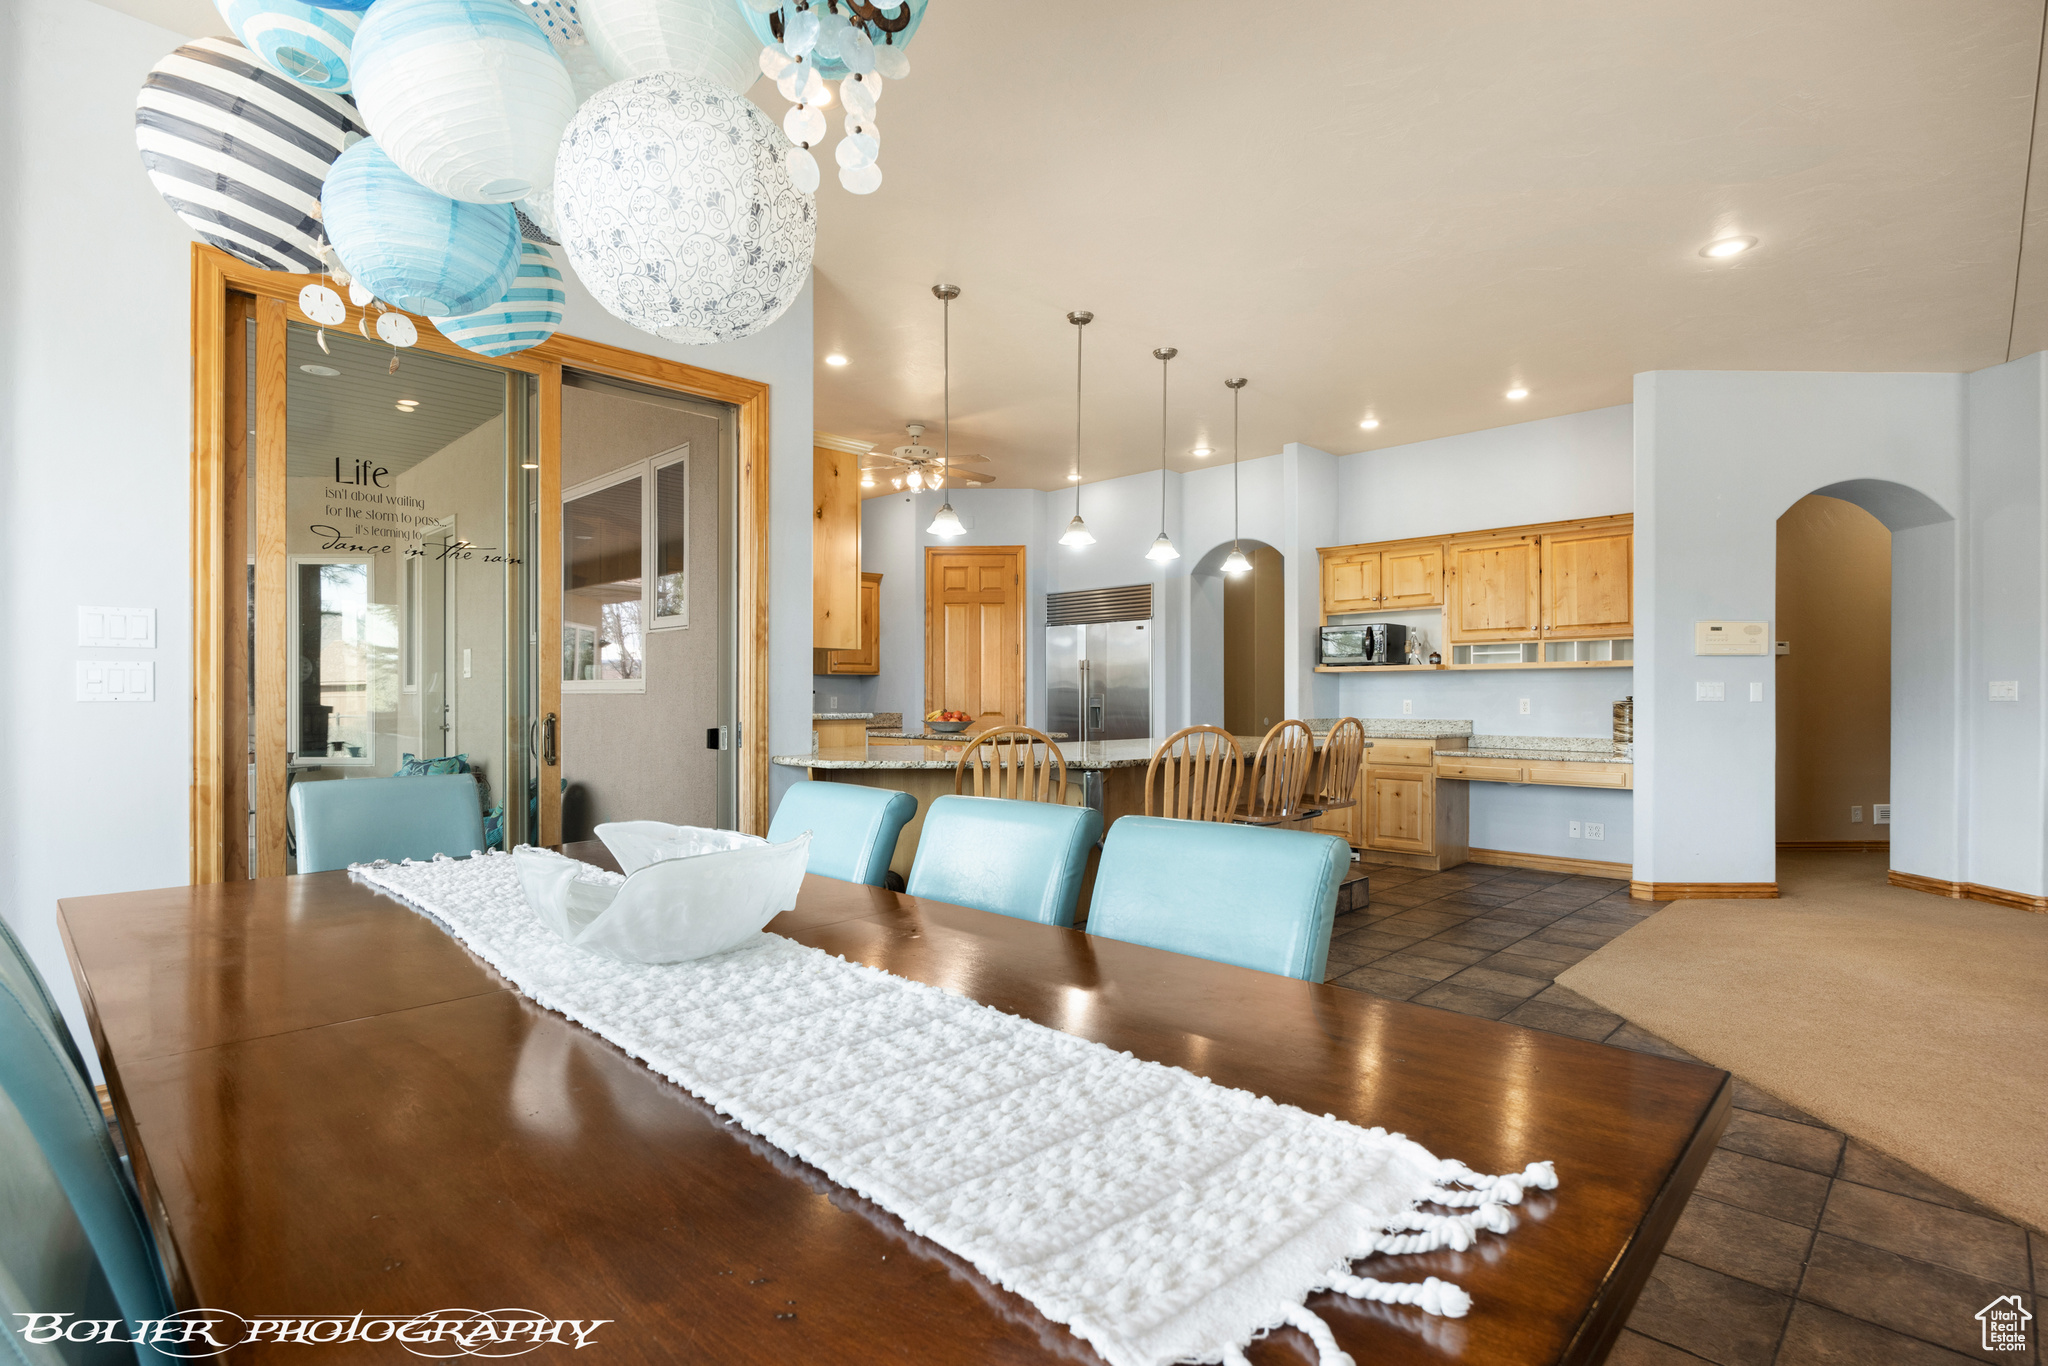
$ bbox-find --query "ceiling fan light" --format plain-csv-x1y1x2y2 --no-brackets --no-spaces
927,503,965,537
1221,545,1253,574
1060,514,1095,547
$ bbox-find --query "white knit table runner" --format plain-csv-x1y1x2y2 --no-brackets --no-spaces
353,853,1558,1366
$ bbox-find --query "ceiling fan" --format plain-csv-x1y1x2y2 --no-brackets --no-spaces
861,423,993,490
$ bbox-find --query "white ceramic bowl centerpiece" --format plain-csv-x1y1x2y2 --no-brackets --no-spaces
512,821,809,964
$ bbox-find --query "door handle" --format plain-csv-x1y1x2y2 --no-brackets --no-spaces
542,712,558,766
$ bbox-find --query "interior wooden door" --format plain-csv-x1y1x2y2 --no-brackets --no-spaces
1446,536,1542,641
1542,527,1632,638
1365,769,1433,854
925,547,1025,722
1379,545,1443,608
1322,551,1381,612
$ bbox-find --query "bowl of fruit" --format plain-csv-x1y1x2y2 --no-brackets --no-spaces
926,709,972,734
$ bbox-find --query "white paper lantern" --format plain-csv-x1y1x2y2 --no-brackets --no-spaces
555,73,814,344
433,242,566,355
213,0,360,90
578,0,759,92
135,37,367,272
351,0,577,204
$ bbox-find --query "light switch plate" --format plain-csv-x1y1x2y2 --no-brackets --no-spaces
79,606,156,649
1990,680,2019,701
1696,681,1725,701
1569,821,1582,838
1695,620,1769,656
1873,804,1891,825
1749,681,1764,702
77,660,154,702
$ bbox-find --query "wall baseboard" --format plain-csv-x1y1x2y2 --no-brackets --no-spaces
1467,848,1632,879
1777,840,1890,852
1888,870,2048,913
1630,881,1780,902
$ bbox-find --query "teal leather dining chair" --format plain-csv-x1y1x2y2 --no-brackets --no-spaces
765,783,917,887
0,928,175,1363
906,796,1103,927
1087,816,1351,981
290,775,486,873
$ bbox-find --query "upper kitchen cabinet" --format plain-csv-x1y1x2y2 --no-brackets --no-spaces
1542,521,1633,638
1321,549,1381,613
817,571,882,675
1379,544,1443,608
813,434,868,653
1445,535,1542,642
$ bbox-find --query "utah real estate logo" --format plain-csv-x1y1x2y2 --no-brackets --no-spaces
1976,1295,2031,1353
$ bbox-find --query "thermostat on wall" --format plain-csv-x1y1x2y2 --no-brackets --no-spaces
1695,620,1769,656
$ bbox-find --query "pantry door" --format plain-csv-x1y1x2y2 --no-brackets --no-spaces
924,546,1026,725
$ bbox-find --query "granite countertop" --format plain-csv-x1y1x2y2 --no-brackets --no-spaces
1301,718,1475,738
812,712,875,721
775,734,1369,772
871,730,1073,741
1438,735,1631,764
867,713,903,730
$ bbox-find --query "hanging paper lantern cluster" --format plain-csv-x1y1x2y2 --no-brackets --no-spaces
139,0,928,350
554,73,813,344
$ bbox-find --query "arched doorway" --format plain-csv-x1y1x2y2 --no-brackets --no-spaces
1186,539,1281,729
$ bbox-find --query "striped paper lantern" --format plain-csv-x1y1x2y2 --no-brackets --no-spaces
352,0,578,204
320,138,522,316
579,0,758,92
212,0,360,91
432,241,565,355
135,37,367,273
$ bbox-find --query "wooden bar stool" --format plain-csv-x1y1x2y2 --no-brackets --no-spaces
1312,717,1367,819
955,726,1069,804
1145,726,1244,821
1237,719,1317,827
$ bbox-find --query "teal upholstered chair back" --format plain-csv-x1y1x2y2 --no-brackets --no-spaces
289,775,486,874
0,929,175,1363
1087,816,1350,981
906,796,1103,927
766,783,917,888
0,915,84,1080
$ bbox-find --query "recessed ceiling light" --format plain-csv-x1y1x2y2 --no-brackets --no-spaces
824,353,849,367
1505,387,1529,401
521,462,540,469
1701,235,1757,259
1191,446,1212,458
300,364,339,377
1068,472,1082,481
1359,418,1380,430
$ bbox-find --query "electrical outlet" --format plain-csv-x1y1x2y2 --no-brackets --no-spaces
1749,681,1764,702
1585,822,1604,841
1696,681,1725,701
1569,820,1582,838
1850,806,1863,823
1990,680,2020,701
1518,698,1531,715
1873,804,1891,824
1402,699,1413,715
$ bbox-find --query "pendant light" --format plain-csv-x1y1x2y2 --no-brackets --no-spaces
1146,346,1181,562
1221,377,1252,574
926,283,965,538
1059,309,1096,546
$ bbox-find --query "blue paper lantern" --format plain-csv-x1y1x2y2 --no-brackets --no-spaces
321,138,520,317
735,0,925,82
432,242,565,355
212,0,360,91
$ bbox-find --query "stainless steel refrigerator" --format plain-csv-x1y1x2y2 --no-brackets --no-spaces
1046,585,1153,742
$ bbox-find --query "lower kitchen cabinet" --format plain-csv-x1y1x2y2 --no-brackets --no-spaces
1315,737,1471,871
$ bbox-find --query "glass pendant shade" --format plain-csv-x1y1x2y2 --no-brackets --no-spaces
1222,544,1253,574
1146,531,1180,562
1060,515,1095,547
927,502,964,537
904,467,924,490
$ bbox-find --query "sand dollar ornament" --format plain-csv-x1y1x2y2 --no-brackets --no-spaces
298,282,346,325
554,72,815,345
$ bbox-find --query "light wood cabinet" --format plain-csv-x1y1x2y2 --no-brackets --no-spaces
816,571,881,675
812,441,863,651
1542,526,1633,638
1446,535,1543,642
1379,545,1443,608
1366,770,1433,853
1322,550,1380,613
1313,737,1473,871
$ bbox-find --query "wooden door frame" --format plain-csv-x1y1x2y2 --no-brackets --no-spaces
189,244,774,882
922,545,1027,724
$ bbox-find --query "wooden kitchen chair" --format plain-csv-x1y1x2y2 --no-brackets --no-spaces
1145,726,1244,822
1238,719,1318,826
955,726,1069,803
1312,717,1367,816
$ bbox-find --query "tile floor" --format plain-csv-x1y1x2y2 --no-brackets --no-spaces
1326,858,2043,1365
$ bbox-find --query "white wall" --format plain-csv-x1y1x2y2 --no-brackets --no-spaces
0,0,814,1068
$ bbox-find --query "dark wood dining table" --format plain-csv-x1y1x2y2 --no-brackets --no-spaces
59,845,1727,1365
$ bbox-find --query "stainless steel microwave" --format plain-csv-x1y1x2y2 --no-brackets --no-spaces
1321,623,1409,666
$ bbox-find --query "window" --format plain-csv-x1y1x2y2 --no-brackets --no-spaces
563,445,687,692
287,556,396,766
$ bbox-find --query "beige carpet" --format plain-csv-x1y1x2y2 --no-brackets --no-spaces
1559,852,2048,1231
